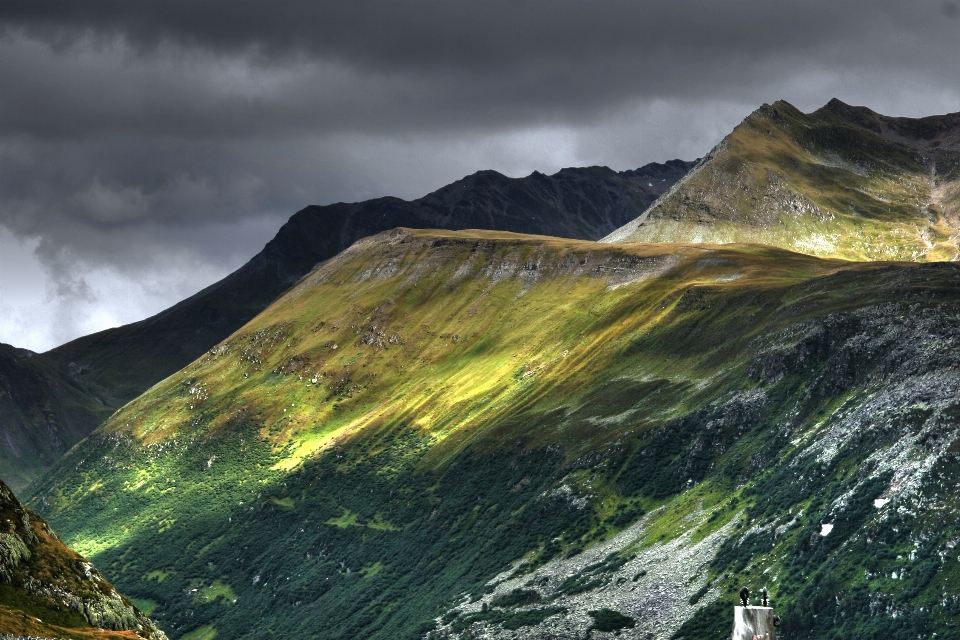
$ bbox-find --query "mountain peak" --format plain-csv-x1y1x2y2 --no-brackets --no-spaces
816,97,884,132
740,100,804,129
605,99,960,260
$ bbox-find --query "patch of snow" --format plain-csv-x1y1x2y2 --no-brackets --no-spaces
820,523,834,537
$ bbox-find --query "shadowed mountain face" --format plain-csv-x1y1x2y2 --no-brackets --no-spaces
605,99,960,261
0,345,112,492
29,229,960,639
0,161,692,492
0,478,166,640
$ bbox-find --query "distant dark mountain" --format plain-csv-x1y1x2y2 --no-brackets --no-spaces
605,100,960,260
0,161,693,488
0,343,112,491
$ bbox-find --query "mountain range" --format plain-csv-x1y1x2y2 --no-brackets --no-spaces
1,160,694,492
6,99,960,640
26,225,960,639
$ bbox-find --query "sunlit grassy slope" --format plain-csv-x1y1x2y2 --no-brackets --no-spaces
606,99,960,262
102,229,846,466
28,229,960,639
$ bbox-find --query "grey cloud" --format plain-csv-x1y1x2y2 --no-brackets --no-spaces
2,1,951,68
2,1,959,138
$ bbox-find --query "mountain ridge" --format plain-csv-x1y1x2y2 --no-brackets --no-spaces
44,160,694,407
0,160,694,491
604,99,960,262
816,98,960,150
0,344,112,492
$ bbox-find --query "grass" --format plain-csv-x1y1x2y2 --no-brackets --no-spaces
194,581,238,605
179,625,216,640
326,509,359,528
131,598,157,615
144,570,169,583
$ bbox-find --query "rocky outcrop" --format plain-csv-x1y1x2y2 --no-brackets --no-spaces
431,509,738,640
0,479,166,640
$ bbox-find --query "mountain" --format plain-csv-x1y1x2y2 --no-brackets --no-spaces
0,478,165,640
0,161,692,493
0,345,112,492
604,99,960,261
27,228,960,639
47,160,694,409
0,162,694,491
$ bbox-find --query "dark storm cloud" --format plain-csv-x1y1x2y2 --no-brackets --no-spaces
2,0,958,138
2,1,950,69
1,0,959,350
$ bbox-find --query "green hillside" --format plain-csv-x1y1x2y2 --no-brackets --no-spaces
0,344,113,492
25,228,960,639
47,161,694,412
0,478,166,640
605,99,960,262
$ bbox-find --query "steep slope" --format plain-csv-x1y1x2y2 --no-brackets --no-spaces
605,99,960,261
27,229,960,639
0,162,694,492
0,345,112,492
47,161,694,409
2,161,692,495
0,479,165,640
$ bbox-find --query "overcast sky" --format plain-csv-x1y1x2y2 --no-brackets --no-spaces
2,0,960,351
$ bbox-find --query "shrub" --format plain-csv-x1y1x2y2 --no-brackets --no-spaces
588,608,636,632
490,589,541,608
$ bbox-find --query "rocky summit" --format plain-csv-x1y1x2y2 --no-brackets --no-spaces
605,99,960,262
24,227,960,639
0,478,165,640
